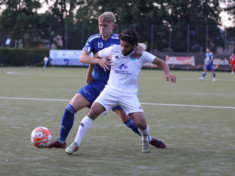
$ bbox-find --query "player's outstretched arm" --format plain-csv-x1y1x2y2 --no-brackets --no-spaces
153,57,176,83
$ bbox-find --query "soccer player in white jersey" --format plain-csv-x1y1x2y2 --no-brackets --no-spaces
65,29,176,154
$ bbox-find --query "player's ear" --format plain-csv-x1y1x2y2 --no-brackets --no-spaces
112,24,115,29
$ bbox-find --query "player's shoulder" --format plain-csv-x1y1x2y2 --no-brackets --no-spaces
138,51,156,61
110,33,119,40
110,44,121,53
87,34,101,43
142,51,155,57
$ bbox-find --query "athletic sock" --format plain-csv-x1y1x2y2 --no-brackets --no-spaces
58,104,76,142
124,118,141,136
74,116,93,146
202,72,206,78
138,125,150,141
213,73,216,78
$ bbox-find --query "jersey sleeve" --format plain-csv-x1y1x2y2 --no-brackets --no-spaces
98,46,113,58
82,37,94,53
141,51,156,64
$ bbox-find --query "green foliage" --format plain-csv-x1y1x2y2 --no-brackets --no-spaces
0,0,232,52
0,48,49,66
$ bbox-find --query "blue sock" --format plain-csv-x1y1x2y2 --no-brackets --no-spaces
59,104,76,142
124,118,141,136
202,72,206,78
213,73,216,78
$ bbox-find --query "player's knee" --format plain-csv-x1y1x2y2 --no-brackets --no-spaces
134,118,146,127
88,105,102,119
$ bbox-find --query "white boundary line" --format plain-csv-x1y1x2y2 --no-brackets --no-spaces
6,72,235,82
0,97,234,110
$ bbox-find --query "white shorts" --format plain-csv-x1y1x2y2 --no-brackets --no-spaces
94,87,143,115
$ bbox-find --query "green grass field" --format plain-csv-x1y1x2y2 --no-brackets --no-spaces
0,67,234,176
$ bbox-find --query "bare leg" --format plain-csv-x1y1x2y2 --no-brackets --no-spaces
129,112,150,153
70,93,91,112
114,109,130,123
129,112,147,130
87,102,106,120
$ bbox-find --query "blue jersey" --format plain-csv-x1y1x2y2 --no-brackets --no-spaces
205,52,214,66
83,33,120,91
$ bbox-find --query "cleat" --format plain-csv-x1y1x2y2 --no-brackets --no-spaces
49,139,66,148
199,77,204,80
65,141,79,155
142,136,150,153
150,138,166,149
212,78,216,82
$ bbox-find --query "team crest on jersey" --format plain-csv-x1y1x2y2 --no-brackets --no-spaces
119,64,127,70
98,42,103,48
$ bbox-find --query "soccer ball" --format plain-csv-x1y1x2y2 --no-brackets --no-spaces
31,127,53,148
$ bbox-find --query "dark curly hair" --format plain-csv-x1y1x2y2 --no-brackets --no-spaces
119,29,139,46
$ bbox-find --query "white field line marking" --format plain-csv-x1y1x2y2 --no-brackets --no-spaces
6,72,235,82
141,102,235,109
6,72,85,78
0,97,235,110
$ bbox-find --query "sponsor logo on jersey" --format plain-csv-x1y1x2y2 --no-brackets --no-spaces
115,64,131,75
119,64,127,70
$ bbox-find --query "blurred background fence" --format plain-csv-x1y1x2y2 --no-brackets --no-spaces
0,23,234,71
0,23,234,54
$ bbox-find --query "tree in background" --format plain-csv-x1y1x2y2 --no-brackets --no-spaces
0,0,52,48
222,0,235,25
74,0,226,52
0,0,233,52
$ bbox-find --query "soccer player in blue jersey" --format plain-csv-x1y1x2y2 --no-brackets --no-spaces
49,12,166,149
199,47,216,81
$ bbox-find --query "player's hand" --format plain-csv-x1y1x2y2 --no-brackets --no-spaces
98,55,112,71
166,73,176,83
86,72,93,84
130,43,145,58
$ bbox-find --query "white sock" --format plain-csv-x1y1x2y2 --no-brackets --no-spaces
74,116,93,146
138,125,149,141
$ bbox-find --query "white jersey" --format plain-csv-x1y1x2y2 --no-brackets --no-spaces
98,44,155,93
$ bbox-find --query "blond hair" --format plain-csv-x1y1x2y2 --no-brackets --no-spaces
98,12,116,23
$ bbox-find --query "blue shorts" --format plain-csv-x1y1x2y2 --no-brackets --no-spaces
78,84,122,110
205,64,215,71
